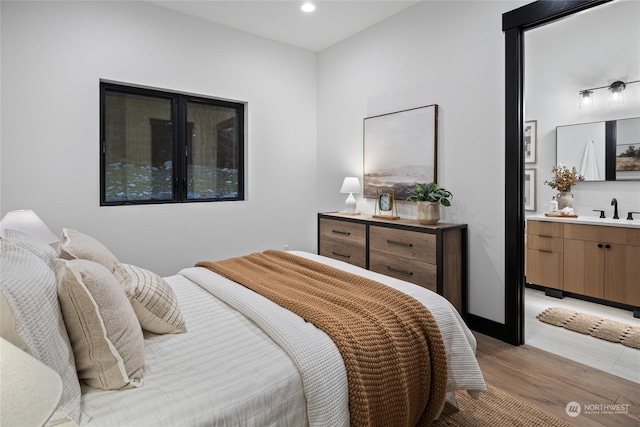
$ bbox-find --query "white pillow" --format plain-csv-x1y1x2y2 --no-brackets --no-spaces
3,228,57,270
0,240,82,425
113,263,187,334
57,259,145,390
57,228,119,272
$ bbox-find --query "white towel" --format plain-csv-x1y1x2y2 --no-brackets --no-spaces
579,140,601,180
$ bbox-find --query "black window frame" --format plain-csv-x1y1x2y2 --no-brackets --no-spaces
100,82,245,206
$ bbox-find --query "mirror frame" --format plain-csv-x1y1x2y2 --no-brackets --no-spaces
499,0,612,345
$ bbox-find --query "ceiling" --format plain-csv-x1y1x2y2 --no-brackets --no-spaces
147,1,422,52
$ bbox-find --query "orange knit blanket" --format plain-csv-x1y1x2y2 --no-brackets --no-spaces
196,250,448,427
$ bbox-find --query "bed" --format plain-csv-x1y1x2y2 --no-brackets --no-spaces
0,228,486,427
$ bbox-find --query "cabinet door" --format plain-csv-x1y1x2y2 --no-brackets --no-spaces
526,248,563,289
605,244,640,306
563,239,604,298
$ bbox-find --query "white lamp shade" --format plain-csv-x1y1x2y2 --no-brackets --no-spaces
0,210,59,243
0,338,63,427
340,177,361,194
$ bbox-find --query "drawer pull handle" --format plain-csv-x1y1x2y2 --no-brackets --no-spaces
605,244,611,249
387,239,413,247
598,243,603,248
538,249,552,253
331,251,351,259
332,230,351,236
387,266,413,276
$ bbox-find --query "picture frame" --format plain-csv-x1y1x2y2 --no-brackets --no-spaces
524,169,536,211
363,105,438,200
524,120,537,163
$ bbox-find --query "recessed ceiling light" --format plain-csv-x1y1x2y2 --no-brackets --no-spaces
301,2,316,13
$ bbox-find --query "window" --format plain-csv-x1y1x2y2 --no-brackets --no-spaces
100,82,244,205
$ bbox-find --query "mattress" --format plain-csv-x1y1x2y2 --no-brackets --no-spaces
80,274,308,427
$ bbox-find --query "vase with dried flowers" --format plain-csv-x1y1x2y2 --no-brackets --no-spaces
543,165,584,210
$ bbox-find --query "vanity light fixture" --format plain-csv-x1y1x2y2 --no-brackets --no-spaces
579,90,593,109
608,80,626,105
301,2,315,12
579,79,639,109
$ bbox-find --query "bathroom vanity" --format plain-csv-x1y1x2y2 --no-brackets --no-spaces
526,215,640,317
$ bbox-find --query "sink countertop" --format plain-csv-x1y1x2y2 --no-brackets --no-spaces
526,213,640,229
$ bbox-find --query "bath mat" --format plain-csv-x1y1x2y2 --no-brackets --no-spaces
537,307,640,350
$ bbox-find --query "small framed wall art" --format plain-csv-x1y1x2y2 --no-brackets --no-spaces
524,169,536,211
524,120,537,163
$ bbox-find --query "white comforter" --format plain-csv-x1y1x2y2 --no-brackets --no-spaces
80,251,485,427
180,251,486,427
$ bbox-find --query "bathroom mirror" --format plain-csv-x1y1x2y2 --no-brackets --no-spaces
556,116,640,181
616,117,640,180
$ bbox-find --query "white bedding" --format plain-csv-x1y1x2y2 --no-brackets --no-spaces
80,250,485,426
81,274,308,427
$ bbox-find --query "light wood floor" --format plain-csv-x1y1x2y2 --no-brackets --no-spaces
475,332,640,427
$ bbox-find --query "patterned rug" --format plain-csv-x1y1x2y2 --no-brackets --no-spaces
537,307,640,350
434,385,571,426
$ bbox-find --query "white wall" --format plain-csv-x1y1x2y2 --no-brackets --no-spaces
525,0,640,217
1,1,318,276
317,1,526,323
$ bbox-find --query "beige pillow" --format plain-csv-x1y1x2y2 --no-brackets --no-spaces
113,263,187,334
57,228,119,272
57,259,144,390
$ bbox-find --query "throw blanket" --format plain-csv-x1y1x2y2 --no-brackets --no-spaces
196,250,448,427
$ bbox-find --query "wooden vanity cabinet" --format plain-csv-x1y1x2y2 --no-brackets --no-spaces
526,220,564,290
527,219,640,308
318,213,467,315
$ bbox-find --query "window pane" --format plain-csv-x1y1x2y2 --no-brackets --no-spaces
186,101,241,200
104,91,173,202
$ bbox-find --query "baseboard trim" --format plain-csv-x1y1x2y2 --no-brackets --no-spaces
466,314,516,344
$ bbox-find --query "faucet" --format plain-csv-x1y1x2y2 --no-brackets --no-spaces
611,198,619,219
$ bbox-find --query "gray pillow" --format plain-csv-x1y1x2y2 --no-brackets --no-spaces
0,240,82,425
3,228,57,270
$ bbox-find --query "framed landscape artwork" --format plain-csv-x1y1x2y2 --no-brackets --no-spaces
524,169,536,211
363,105,438,200
524,120,537,163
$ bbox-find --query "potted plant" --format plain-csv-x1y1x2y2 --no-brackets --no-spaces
543,165,584,210
406,183,453,225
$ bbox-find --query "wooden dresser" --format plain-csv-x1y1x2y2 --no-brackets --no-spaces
318,212,468,316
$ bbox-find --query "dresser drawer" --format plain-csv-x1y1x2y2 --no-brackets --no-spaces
370,226,435,264
528,234,563,253
370,251,436,291
319,218,366,247
319,240,366,269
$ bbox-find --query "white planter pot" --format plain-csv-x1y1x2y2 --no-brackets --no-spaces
417,201,440,225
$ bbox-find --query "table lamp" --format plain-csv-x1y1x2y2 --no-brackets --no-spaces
340,177,361,215
0,210,59,243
